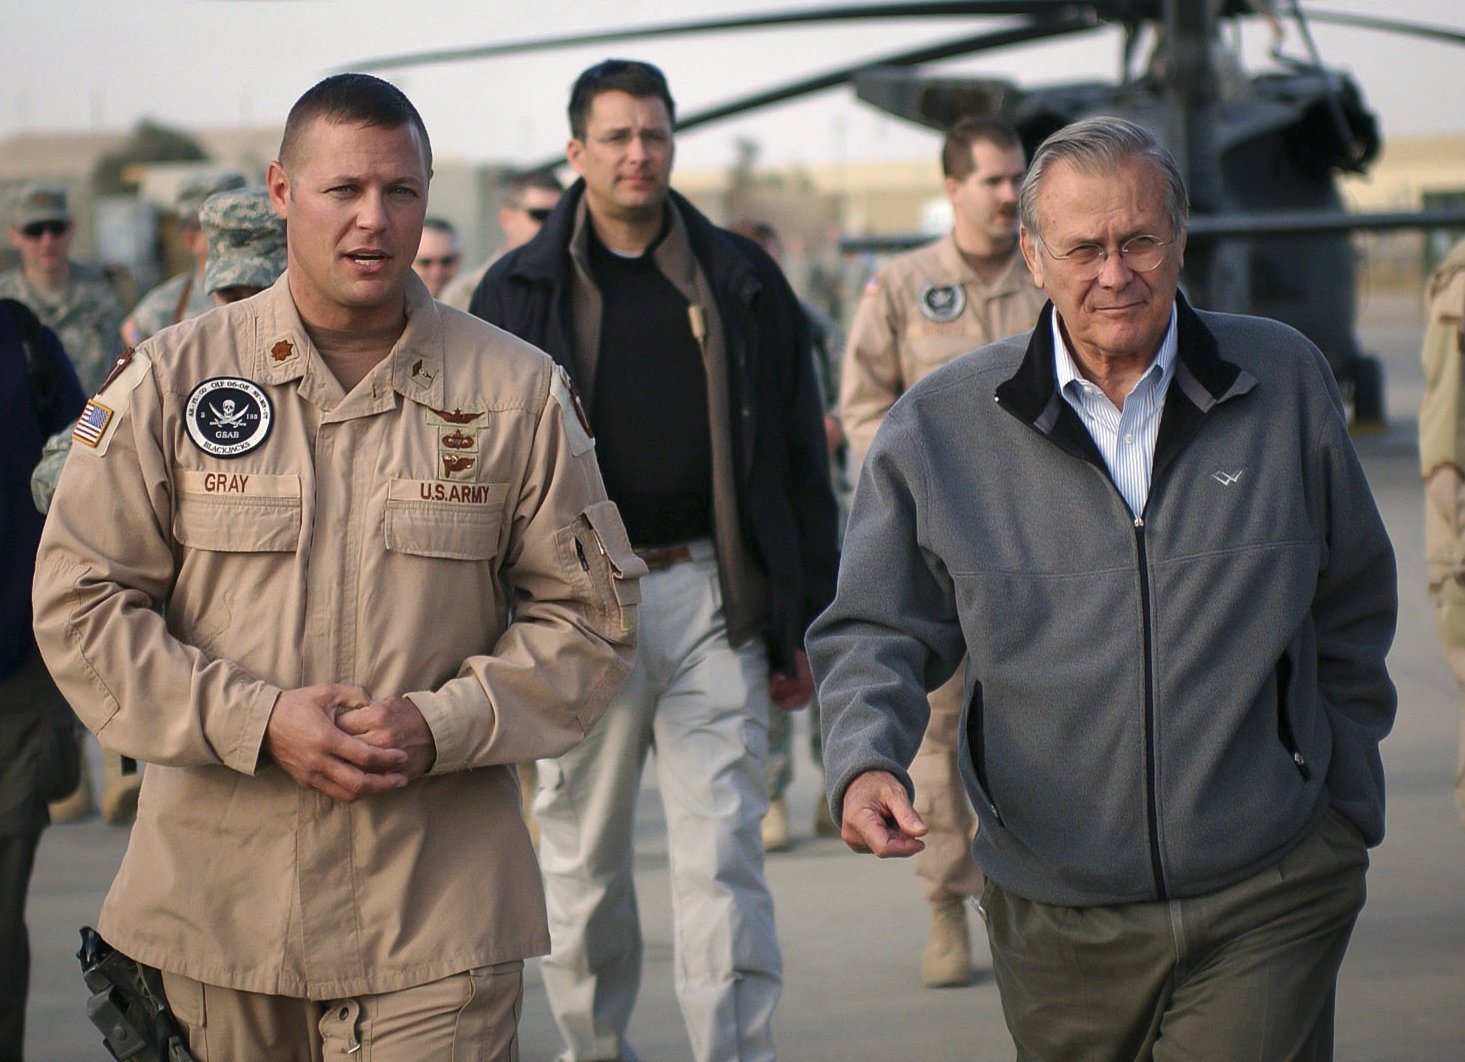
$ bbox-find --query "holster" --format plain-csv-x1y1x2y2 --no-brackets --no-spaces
77,926,196,1062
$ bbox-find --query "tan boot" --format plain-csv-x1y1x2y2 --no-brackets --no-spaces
921,899,973,988
762,796,790,852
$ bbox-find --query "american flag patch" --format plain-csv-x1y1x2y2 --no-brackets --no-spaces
72,400,114,448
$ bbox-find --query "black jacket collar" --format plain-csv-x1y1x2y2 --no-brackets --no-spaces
994,290,1253,473
503,179,762,304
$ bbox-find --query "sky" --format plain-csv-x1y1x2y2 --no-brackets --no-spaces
2,1,1461,175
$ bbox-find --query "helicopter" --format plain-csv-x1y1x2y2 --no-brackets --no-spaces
347,0,1465,426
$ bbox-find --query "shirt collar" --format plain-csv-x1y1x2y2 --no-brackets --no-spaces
1052,302,1178,402
253,270,446,412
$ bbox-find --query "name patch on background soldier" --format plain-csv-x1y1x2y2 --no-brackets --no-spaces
918,284,966,323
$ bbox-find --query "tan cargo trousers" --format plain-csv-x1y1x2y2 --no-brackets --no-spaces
160,963,523,1060
910,667,985,905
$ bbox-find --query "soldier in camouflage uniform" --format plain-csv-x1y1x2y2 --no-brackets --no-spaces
120,169,247,346
32,186,286,514
1419,236,1465,831
1,182,126,392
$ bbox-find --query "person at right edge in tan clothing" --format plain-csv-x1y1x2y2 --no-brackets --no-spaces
1420,236,1465,832
32,73,643,1060
839,115,1045,988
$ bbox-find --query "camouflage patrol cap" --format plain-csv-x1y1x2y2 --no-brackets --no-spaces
200,188,287,295
12,181,71,228
176,169,248,227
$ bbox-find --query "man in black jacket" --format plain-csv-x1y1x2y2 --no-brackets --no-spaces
472,58,838,1062
0,298,85,1058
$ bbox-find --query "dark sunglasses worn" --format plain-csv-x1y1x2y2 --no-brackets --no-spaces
525,207,553,223
21,220,69,239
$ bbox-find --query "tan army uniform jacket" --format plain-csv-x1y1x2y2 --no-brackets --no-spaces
1419,238,1465,826
839,232,1046,466
33,273,644,998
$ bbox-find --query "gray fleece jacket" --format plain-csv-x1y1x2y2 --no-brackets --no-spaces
809,295,1397,907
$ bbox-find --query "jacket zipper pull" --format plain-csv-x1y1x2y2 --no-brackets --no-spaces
688,304,706,343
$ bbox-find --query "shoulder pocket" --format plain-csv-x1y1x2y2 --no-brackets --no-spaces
173,469,302,552
562,499,647,632
384,479,509,561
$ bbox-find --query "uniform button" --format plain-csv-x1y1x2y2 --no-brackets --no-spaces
1124,433,1134,445
339,1006,349,1020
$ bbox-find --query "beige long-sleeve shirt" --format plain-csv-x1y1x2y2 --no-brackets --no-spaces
840,232,1047,467
33,273,643,998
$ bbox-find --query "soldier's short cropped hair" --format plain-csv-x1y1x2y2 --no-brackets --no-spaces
941,117,1022,180
279,73,432,172
504,169,563,207
568,59,676,140
1019,115,1189,244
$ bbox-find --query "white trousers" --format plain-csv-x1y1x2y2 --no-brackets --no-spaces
536,542,781,1062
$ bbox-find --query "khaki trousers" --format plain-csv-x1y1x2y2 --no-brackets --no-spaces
160,962,523,1061
910,667,984,905
981,809,1368,1061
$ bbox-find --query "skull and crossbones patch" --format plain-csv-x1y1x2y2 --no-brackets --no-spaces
185,377,273,458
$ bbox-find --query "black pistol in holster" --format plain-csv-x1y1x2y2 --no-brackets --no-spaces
77,926,196,1062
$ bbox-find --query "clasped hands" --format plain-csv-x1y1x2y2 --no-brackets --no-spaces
263,683,437,802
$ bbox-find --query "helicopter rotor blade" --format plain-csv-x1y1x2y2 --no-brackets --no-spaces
341,2,1109,73
675,15,1096,133
511,12,1096,172
1301,9,1465,48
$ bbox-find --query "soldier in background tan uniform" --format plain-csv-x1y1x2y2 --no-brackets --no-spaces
839,116,1046,988
33,73,642,1061
1420,236,1465,831
440,170,562,311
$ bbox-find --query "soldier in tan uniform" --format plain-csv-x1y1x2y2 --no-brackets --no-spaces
839,116,1046,988
440,170,562,311
1,182,126,392
1420,236,1465,831
120,168,248,346
33,74,642,1061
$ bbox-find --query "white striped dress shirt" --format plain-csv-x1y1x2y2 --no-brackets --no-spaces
1052,305,1178,516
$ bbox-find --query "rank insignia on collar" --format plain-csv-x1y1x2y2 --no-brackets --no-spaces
918,284,966,323
270,339,296,363
409,357,437,388
184,377,273,458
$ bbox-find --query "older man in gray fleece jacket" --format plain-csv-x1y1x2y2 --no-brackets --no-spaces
808,115,1397,1061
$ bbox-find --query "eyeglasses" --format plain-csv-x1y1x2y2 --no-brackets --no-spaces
20,220,69,239
590,129,672,153
1041,234,1173,280
415,255,459,269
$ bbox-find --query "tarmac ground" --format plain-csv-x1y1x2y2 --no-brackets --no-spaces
21,290,1465,1060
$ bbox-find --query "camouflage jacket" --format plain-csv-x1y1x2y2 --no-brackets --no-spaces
0,263,126,392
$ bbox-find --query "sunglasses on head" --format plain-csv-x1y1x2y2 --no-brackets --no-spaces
524,207,553,223
21,220,68,239
416,255,459,268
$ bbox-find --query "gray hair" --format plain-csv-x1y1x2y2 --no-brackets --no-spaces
1019,116,1189,244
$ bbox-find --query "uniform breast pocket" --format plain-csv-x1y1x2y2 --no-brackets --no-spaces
173,469,303,552
384,480,509,561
